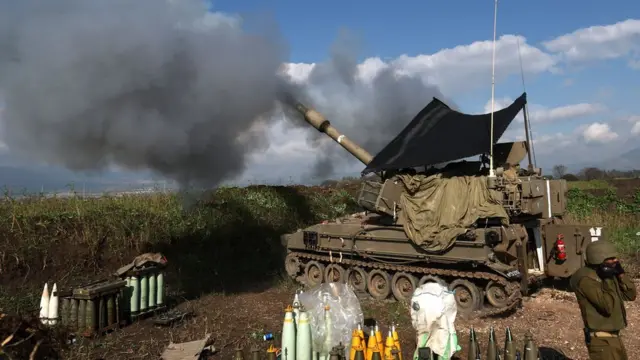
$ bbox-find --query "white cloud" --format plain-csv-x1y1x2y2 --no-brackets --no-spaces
483,98,606,124
542,19,640,66
258,19,640,181
581,122,619,143
531,103,607,123
630,116,640,135
391,35,558,94
282,35,558,96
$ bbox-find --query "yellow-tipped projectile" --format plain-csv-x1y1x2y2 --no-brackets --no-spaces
383,331,395,360
267,345,278,360
374,325,384,355
357,324,365,344
350,328,362,360
282,306,297,360
366,329,377,360
391,325,402,360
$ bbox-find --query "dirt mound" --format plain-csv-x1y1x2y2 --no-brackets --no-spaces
0,312,67,359
59,284,640,360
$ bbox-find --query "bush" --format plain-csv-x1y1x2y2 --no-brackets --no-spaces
0,186,359,312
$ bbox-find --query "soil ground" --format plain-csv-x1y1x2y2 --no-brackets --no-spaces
62,279,640,360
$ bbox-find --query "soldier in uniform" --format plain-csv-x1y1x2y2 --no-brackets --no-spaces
570,240,637,360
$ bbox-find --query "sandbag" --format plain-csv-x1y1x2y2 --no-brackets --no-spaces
410,282,461,359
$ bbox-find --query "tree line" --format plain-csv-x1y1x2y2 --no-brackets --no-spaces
550,165,640,181
319,166,640,186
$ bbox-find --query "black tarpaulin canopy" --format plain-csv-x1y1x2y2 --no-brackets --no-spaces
362,92,527,175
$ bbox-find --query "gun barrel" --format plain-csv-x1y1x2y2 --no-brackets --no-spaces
291,101,373,166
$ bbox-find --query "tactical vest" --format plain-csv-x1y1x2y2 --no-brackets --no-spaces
570,266,628,332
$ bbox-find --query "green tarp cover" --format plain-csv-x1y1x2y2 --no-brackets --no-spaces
397,173,509,252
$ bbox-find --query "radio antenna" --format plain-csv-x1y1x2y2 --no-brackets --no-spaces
488,0,499,177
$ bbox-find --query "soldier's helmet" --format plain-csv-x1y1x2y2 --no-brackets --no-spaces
585,240,618,265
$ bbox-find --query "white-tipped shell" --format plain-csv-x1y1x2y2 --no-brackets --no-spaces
39,283,49,324
48,283,59,325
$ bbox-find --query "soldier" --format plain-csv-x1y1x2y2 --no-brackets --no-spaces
570,240,637,360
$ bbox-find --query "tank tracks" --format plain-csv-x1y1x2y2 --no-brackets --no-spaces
286,251,522,319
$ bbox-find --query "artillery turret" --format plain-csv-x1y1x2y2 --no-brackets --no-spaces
280,93,606,317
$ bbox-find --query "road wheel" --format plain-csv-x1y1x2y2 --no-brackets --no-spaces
304,261,325,287
367,269,391,300
485,281,509,308
449,279,482,314
391,272,418,301
346,267,368,292
285,253,301,278
418,275,447,287
324,264,346,283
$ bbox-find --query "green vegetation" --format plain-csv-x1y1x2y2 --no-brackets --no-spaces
0,180,638,314
566,187,640,257
0,185,358,312
567,180,612,190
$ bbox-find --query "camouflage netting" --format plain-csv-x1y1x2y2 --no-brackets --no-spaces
397,173,509,252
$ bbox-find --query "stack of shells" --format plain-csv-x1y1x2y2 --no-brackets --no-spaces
122,267,165,321
279,293,404,360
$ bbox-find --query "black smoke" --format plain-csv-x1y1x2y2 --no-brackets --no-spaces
279,32,453,179
0,0,288,188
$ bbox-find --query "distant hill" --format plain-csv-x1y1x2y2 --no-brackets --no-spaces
564,146,640,174
0,165,162,195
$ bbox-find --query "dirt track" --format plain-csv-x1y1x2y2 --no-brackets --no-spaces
63,280,640,360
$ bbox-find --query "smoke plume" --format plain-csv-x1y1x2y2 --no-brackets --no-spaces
279,32,452,179
0,0,288,187
0,1,452,186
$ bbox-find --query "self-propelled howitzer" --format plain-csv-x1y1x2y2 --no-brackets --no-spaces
281,94,606,318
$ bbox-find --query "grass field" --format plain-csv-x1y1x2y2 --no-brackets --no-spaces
0,178,638,359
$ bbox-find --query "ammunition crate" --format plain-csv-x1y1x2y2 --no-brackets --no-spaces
58,279,127,337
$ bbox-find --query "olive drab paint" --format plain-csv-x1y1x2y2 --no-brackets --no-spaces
503,327,516,360
522,332,539,360
56,279,127,336
486,327,498,360
467,327,479,360
281,95,605,318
